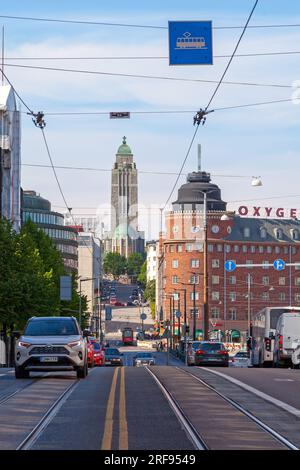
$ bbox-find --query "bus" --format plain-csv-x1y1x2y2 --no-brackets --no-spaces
122,327,134,346
251,306,300,367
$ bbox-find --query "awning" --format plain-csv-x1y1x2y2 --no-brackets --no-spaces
230,329,240,339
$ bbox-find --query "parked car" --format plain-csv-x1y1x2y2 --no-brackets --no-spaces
91,342,105,366
187,341,205,366
273,312,300,367
110,297,117,306
104,348,123,366
230,350,249,367
115,301,125,306
133,352,155,367
194,341,229,367
86,337,95,368
14,316,89,379
127,301,134,306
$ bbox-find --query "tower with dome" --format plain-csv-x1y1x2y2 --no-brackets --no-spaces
104,137,145,257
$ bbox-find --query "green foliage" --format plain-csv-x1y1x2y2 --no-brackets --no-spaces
144,279,156,303
137,260,147,288
103,252,127,279
126,252,144,280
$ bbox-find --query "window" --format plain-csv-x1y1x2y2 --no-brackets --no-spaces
186,243,193,252
225,245,231,253
190,275,199,284
292,247,297,255
191,259,200,268
244,227,251,238
295,293,300,303
211,308,220,319
267,246,272,254
172,276,178,284
173,293,179,301
194,243,203,252
172,259,178,268
262,276,269,286
295,263,300,271
259,246,264,253
292,229,299,241
212,259,220,268
279,292,286,301
284,246,289,254
250,246,256,253
177,244,182,252
229,276,236,285
170,245,175,253
262,260,269,270
242,245,247,253
212,276,219,285
190,309,199,317
234,245,239,253
217,244,223,252
262,292,269,301
295,278,300,286
190,292,199,301
229,292,236,302
212,291,220,301
260,228,267,239
276,229,283,240
208,244,214,252
246,260,253,268
275,246,281,254
228,308,237,320
279,277,286,286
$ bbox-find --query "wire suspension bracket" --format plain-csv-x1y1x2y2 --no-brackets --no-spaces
29,111,46,128
193,108,214,126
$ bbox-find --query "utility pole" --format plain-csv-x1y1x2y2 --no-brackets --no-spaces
193,281,196,341
203,191,209,341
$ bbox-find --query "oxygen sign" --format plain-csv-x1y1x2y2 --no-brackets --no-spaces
238,206,298,219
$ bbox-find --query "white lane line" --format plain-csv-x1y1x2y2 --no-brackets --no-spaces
199,368,300,418
273,379,294,382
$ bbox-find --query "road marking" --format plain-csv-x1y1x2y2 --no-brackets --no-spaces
119,367,128,450
200,368,300,418
101,367,119,450
273,378,294,382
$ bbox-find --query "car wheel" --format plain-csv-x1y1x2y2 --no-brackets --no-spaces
15,366,30,379
77,362,88,379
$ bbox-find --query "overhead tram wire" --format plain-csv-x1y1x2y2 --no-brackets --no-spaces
5,50,300,60
162,0,260,211
0,14,300,30
2,63,290,89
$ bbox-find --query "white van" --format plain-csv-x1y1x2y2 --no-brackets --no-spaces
273,312,300,367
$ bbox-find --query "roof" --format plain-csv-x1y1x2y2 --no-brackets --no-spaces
116,136,132,155
0,85,16,111
227,216,300,243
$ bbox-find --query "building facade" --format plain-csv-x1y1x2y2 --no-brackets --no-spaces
22,190,78,273
158,169,300,343
0,85,21,230
146,240,158,282
104,137,144,257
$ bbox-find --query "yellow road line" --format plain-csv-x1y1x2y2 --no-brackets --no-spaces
119,366,128,450
101,367,119,450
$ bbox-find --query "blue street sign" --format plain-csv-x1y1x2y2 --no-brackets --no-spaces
273,259,286,271
224,260,236,272
168,21,213,65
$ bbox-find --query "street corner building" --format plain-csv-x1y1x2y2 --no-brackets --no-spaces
104,136,145,257
157,166,300,344
0,84,21,230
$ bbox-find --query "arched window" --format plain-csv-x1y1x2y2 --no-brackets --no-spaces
243,227,251,238
275,228,283,240
291,229,299,241
260,227,267,239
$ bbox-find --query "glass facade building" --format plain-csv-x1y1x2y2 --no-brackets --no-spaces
21,190,78,272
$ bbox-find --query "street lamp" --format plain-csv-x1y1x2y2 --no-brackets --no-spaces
174,287,188,366
79,276,101,330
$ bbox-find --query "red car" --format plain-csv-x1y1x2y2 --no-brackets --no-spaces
86,340,95,368
91,342,105,366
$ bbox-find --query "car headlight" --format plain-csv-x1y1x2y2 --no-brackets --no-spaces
68,341,81,348
18,341,31,348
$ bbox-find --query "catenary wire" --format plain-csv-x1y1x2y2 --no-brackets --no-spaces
162,0,260,211
2,63,290,89
1,14,300,30
5,50,300,60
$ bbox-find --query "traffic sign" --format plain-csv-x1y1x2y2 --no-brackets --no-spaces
105,306,112,321
140,313,147,321
110,112,130,119
175,310,181,319
224,260,236,272
273,259,286,271
168,21,213,65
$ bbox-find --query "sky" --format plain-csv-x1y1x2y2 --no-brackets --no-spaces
1,0,300,239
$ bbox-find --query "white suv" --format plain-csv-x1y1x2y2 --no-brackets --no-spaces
15,316,88,379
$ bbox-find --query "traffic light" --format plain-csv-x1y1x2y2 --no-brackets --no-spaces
186,326,190,334
160,321,164,329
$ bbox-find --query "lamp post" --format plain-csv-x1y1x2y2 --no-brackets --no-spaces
175,287,187,365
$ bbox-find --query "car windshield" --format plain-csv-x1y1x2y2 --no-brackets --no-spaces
92,342,101,350
24,318,78,336
136,353,153,358
199,343,224,351
192,342,203,350
105,348,120,355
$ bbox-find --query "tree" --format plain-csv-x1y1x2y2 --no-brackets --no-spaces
103,252,127,279
126,252,144,281
137,260,147,288
144,280,156,319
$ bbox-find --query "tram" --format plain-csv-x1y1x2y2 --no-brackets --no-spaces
122,327,134,346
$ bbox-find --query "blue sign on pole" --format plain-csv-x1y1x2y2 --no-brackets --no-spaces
224,260,236,272
273,259,286,271
168,21,213,65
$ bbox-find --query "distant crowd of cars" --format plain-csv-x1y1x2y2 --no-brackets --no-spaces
100,282,147,307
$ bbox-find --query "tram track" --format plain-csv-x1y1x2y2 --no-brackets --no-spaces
147,366,298,450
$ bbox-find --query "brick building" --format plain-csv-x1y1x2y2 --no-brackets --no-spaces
157,169,300,343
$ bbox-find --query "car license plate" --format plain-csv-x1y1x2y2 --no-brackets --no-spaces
106,361,111,364
40,356,58,362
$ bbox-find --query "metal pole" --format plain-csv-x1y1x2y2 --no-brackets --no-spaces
79,281,82,330
172,295,175,349
184,288,187,366
166,319,170,366
97,277,101,340
203,192,209,341
177,293,180,340
193,281,196,340
247,273,251,337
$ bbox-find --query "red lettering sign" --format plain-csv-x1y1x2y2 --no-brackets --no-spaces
253,206,261,216
238,206,248,216
276,208,284,218
290,208,297,218
265,207,272,217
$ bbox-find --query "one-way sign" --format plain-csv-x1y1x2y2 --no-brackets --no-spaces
110,112,130,119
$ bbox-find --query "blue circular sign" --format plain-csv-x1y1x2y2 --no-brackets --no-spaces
273,259,285,271
224,260,236,272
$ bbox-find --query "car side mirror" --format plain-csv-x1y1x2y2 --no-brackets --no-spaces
83,329,89,338
13,331,21,339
